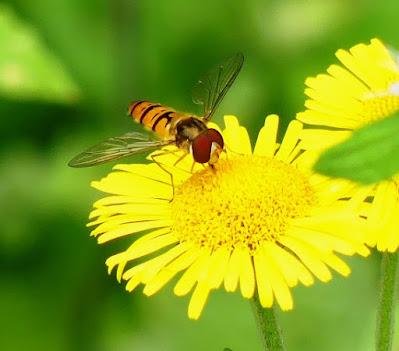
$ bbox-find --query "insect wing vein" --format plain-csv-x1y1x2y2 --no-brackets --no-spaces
68,132,172,167
192,53,244,121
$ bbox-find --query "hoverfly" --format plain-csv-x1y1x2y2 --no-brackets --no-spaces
68,53,244,169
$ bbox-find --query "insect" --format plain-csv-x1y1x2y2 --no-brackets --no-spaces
68,53,244,169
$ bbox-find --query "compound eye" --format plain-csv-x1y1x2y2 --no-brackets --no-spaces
191,129,224,163
191,134,212,163
206,129,224,149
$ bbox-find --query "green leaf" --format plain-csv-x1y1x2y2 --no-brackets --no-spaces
0,5,80,103
313,112,399,184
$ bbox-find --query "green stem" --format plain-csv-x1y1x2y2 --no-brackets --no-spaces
376,252,399,351
251,294,286,351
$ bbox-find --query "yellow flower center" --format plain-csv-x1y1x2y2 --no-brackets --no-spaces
170,156,315,254
362,85,399,122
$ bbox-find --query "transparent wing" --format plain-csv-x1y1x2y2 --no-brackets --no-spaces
68,132,173,168
192,52,244,121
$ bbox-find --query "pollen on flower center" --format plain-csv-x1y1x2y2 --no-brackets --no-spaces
170,156,315,254
362,89,399,122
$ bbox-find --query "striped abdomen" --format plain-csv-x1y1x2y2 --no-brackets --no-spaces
128,100,184,139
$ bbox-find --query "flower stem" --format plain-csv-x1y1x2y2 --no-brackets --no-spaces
376,252,399,351
251,294,286,351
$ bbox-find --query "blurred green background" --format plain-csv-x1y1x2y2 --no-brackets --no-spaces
1,0,397,350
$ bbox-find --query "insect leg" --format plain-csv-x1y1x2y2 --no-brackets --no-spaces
225,144,245,157
173,152,188,167
190,160,197,174
151,152,175,202
222,148,229,160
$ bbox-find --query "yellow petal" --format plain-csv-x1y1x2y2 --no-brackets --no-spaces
223,115,252,156
279,236,332,282
265,242,313,287
141,244,189,283
89,202,170,219
224,247,243,292
299,129,350,151
125,272,144,292
385,216,399,252
239,250,255,298
145,148,203,176
296,109,360,129
253,250,273,307
321,252,351,277
174,249,211,296
291,214,369,256
369,181,397,228
345,186,373,212
93,195,163,207
122,233,178,262
305,99,359,122
114,163,170,182
110,229,169,281
91,171,172,199
188,282,211,320
110,228,169,282
143,247,201,295
311,177,355,206
95,219,172,243
206,247,231,289
326,64,368,97
143,269,176,296
287,225,358,256
123,244,188,283
123,261,148,291
254,114,279,157
89,212,168,229
304,74,363,113
275,120,302,161
260,246,293,310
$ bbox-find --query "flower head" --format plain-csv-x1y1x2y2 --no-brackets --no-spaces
89,115,369,319
296,38,399,252
297,38,399,131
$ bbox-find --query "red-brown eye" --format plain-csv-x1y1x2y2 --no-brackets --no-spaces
206,129,224,149
192,134,212,163
191,129,224,163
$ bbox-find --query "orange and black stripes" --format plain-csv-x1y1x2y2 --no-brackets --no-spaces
128,100,184,138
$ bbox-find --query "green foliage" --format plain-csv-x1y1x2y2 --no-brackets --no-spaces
314,113,399,184
0,4,80,103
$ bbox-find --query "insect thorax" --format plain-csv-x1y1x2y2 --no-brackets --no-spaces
174,117,207,149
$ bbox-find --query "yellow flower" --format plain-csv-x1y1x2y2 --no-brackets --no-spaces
88,115,369,319
297,38,399,252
